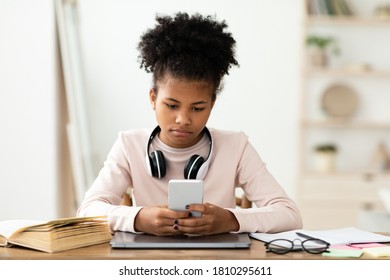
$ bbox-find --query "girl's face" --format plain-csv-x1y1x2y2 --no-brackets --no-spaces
149,76,215,148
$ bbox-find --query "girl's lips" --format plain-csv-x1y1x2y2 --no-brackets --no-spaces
171,129,192,137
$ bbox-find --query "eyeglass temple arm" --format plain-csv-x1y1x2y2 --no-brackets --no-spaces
296,232,330,245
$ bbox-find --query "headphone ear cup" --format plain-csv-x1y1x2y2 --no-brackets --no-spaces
150,150,166,178
184,155,205,179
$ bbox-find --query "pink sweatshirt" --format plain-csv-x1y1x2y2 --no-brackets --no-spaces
77,128,302,233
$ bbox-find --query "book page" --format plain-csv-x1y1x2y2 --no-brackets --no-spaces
8,217,111,253
0,220,45,240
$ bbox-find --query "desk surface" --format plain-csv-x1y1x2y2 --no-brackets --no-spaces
1,239,389,260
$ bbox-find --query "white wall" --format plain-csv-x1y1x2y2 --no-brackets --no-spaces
78,0,304,198
0,0,303,221
0,0,59,220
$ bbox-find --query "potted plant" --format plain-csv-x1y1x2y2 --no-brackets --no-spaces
314,143,338,172
306,35,340,67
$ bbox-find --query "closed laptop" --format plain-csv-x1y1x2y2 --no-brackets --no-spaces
110,231,251,249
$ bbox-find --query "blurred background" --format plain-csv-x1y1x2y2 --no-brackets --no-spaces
1,0,389,231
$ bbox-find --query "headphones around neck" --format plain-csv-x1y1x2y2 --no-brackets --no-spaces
145,126,213,179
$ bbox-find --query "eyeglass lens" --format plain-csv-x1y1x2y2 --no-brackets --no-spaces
266,238,328,254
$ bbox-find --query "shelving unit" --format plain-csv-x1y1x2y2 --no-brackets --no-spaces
298,0,390,229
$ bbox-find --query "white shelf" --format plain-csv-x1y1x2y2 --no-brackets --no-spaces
302,170,390,180
299,0,390,229
305,68,390,78
302,120,390,129
307,16,390,26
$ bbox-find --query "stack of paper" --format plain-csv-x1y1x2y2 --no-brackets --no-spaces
363,246,390,258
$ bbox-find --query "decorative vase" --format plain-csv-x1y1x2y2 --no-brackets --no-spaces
309,49,327,67
315,151,336,172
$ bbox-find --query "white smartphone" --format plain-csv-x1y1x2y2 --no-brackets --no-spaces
168,179,204,217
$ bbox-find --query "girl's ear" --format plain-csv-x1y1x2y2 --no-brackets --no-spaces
149,89,156,109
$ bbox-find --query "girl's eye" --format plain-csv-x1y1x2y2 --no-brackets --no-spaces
166,103,177,109
192,107,205,112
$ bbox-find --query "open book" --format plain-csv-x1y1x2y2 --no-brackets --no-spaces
0,216,112,253
250,227,390,250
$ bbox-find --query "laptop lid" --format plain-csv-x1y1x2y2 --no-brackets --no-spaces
110,231,251,249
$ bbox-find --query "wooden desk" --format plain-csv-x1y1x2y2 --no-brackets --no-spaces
1,239,389,260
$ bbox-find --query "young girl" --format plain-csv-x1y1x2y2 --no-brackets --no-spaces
77,12,302,236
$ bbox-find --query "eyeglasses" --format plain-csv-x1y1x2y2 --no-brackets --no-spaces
264,238,330,254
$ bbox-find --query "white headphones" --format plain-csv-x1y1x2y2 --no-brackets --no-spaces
145,126,213,179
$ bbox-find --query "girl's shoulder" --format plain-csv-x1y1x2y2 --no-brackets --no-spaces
209,127,247,137
120,128,150,138
117,128,151,147
208,128,248,145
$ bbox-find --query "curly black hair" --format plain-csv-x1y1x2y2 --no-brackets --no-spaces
137,12,239,94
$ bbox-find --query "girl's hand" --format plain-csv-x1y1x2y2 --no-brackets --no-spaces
134,206,189,236
175,203,239,235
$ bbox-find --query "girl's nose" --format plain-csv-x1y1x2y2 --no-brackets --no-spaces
175,110,191,125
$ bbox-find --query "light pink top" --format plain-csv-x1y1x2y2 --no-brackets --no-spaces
77,128,302,233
